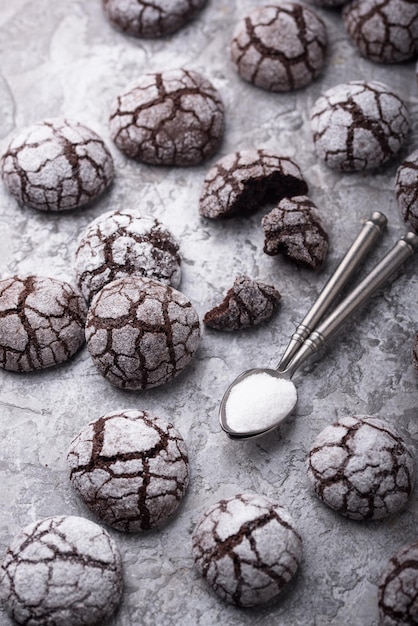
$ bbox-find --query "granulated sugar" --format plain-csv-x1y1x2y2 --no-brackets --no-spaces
224,371,297,434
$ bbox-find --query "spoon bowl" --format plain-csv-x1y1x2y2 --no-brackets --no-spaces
219,368,297,439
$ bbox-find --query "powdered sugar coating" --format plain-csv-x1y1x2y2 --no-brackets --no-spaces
74,209,181,303
0,275,87,372
203,275,281,331
0,515,123,626
229,2,328,92
395,149,418,233
109,68,224,166
343,0,418,64
262,195,328,269
103,0,207,38
199,149,308,219
310,80,410,171
68,409,189,532
307,416,415,520
378,540,418,625
85,276,201,389
192,493,302,606
1,118,114,211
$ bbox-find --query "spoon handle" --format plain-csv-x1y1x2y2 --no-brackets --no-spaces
284,232,418,378
277,211,387,371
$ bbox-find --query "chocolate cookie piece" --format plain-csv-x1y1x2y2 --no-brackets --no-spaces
0,515,123,626
413,334,418,372
109,68,224,166
203,275,281,331
85,276,201,389
229,2,328,92
262,195,328,269
307,416,415,520
199,149,308,219
74,209,181,303
310,80,410,171
68,409,189,532
103,0,207,38
192,493,303,607
0,275,87,372
396,150,418,233
343,0,418,64
1,118,114,211
378,540,418,625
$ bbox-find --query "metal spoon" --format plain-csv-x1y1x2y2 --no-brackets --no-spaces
219,222,418,440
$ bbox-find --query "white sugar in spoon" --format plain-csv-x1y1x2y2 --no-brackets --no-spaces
219,218,418,440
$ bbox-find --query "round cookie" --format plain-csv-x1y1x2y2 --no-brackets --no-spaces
0,515,123,626
85,276,201,389
0,275,87,372
74,209,181,303
109,68,224,166
261,195,329,269
192,493,303,606
229,2,328,92
395,149,418,233
199,149,308,219
307,416,415,520
102,0,207,38
68,409,189,531
310,80,410,171
203,275,281,331
1,118,114,211
343,0,418,64
378,540,418,625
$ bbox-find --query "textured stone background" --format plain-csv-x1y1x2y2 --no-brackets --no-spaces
0,2,418,625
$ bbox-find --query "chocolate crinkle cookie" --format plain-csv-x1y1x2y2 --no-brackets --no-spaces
262,195,328,269
343,0,418,64
85,276,201,389
199,149,308,219
378,540,418,625
1,118,114,211
0,515,123,626
306,0,349,6
0,275,87,372
68,409,189,532
310,80,410,172
396,150,418,233
229,2,328,92
109,68,224,166
192,493,303,607
203,275,281,331
102,0,207,38
307,416,415,520
74,209,181,303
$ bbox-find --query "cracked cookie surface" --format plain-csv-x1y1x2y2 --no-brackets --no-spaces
203,275,281,331
343,0,418,64
262,195,328,269
0,515,123,626
103,0,207,38
378,540,418,625
74,209,181,303
85,276,201,389
192,493,302,606
68,409,189,532
1,118,114,211
395,149,418,233
199,149,308,219
109,68,224,166
229,2,328,92
0,275,87,372
306,416,415,520
310,80,410,171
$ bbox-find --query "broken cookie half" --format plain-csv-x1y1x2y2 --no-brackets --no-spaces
203,275,281,331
